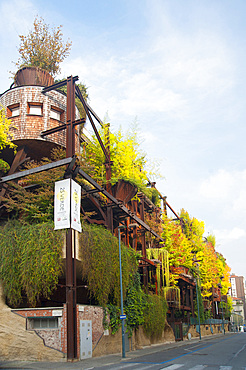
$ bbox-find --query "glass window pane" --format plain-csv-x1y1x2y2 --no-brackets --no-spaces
50,109,61,120
33,319,41,329
29,105,42,115
11,107,20,117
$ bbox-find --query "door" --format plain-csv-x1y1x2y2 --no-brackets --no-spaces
174,322,183,341
80,320,92,359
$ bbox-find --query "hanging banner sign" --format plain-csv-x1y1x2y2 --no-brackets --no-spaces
54,179,70,230
54,179,81,232
71,179,82,232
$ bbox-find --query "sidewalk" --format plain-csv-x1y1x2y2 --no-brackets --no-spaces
0,332,235,370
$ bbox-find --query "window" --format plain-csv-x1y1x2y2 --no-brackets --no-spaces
7,104,20,118
28,317,58,330
28,103,43,116
50,106,64,122
50,108,61,121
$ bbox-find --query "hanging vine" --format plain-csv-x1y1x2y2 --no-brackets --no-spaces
0,220,63,307
146,247,169,290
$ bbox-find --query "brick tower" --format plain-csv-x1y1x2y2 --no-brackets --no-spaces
0,67,80,167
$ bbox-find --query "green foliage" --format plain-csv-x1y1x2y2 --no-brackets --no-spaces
143,294,168,339
148,187,161,207
226,296,233,318
125,273,147,335
0,106,16,152
0,106,16,172
0,221,63,307
204,310,213,319
106,304,121,335
161,209,231,302
0,159,10,173
78,222,138,307
179,208,205,251
2,148,66,223
147,247,169,291
206,234,216,247
15,16,72,76
84,124,161,201
194,282,205,323
106,274,168,338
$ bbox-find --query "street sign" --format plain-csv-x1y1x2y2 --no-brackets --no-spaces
120,314,126,320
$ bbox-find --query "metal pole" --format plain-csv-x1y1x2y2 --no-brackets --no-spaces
118,227,126,358
220,284,225,335
66,76,77,360
221,296,225,334
196,278,202,340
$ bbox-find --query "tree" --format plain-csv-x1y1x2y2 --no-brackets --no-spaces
83,124,161,204
84,124,148,184
15,16,72,76
0,106,16,172
160,210,231,296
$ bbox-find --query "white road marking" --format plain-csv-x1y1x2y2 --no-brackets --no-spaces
160,365,184,369
108,363,159,370
233,343,246,358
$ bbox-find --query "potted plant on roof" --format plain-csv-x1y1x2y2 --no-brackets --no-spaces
13,16,72,87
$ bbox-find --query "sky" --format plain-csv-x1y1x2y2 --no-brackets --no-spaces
0,0,246,277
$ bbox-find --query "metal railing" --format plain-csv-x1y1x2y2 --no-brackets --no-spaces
190,317,228,325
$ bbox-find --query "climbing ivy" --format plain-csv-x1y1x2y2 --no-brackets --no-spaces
106,304,121,335
124,272,147,336
106,273,168,339
143,294,168,339
194,281,205,323
78,223,138,307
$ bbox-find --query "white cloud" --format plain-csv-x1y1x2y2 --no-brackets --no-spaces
199,169,235,199
199,170,246,224
215,227,246,242
60,6,235,131
0,0,35,38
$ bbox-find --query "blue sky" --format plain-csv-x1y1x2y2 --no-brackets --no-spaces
1,0,246,277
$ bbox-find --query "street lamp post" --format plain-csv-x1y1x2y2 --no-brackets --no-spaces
192,253,201,340
118,225,126,358
219,276,225,335
195,277,202,340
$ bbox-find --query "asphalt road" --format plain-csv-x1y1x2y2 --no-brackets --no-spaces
93,332,246,370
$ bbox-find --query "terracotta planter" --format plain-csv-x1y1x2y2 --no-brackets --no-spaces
14,67,54,87
111,179,138,204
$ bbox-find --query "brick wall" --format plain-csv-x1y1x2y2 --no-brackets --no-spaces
13,307,64,353
13,304,105,358
0,86,80,154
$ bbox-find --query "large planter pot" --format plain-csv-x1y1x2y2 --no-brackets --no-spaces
14,67,54,87
111,179,138,204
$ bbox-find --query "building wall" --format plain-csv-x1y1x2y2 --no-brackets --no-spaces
13,303,105,359
0,85,80,156
0,286,64,362
229,274,246,320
